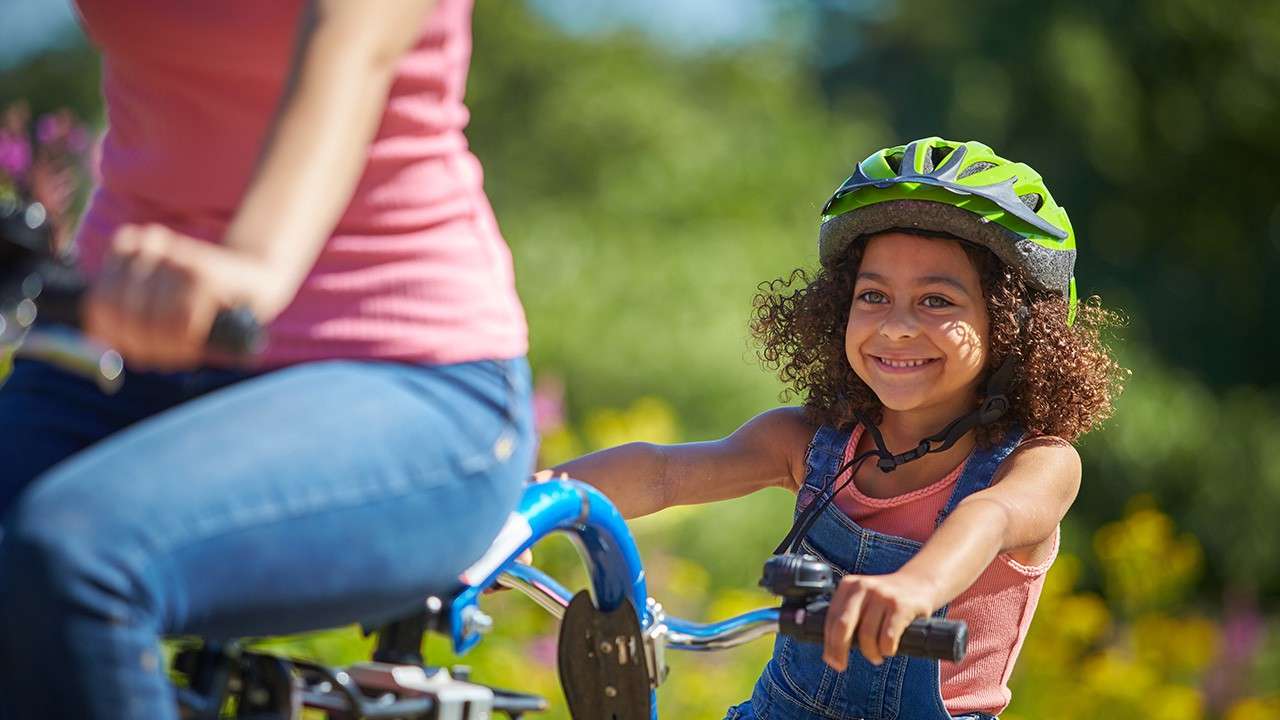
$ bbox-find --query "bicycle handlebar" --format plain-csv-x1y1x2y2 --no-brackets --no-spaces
778,599,968,661
497,562,968,663
25,273,265,356
1,199,266,366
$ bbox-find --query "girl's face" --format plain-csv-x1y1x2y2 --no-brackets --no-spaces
845,232,989,418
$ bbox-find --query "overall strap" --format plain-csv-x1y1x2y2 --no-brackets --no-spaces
801,425,854,493
934,426,1026,528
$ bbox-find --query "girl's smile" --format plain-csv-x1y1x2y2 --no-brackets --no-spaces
846,232,989,427
869,355,942,373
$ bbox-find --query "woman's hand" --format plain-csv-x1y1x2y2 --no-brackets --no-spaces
822,570,941,670
84,224,292,370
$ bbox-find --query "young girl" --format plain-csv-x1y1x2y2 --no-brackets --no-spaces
550,137,1126,719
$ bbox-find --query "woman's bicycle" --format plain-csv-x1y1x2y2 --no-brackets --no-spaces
1,198,968,720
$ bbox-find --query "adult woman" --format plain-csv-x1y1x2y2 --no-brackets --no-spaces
0,1,532,717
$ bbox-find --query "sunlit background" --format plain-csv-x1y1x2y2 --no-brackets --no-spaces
3,1,1279,718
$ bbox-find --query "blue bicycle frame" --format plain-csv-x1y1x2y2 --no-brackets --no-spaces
446,478,787,720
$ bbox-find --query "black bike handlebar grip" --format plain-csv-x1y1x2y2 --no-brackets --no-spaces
781,602,968,662
897,618,968,663
29,278,264,357
779,600,829,644
207,305,265,356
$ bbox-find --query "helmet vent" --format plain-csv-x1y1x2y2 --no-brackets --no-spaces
885,153,904,173
929,146,952,173
957,161,998,179
1019,193,1044,211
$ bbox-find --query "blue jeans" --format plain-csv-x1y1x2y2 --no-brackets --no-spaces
0,357,535,719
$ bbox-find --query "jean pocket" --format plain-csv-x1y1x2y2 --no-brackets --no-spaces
775,635,837,712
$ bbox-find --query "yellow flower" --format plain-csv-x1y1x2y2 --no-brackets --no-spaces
1132,614,1219,676
537,426,584,467
584,396,680,450
1093,496,1204,614
1225,695,1280,720
1149,684,1205,720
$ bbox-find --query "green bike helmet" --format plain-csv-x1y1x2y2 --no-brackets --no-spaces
819,137,1078,324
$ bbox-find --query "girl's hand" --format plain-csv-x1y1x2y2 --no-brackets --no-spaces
531,469,568,484
85,224,291,371
822,570,940,670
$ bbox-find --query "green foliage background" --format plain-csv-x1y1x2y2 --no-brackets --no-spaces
4,0,1280,717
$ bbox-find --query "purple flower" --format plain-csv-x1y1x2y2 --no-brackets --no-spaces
66,125,90,154
0,131,32,181
1204,587,1266,712
36,112,70,146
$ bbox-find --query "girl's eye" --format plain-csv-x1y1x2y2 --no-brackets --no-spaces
921,295,953,309
857,290,888,304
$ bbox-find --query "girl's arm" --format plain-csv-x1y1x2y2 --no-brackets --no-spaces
86,0,437,369
548,407,813,519
821,437,1081,670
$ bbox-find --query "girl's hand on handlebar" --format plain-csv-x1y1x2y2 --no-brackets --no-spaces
530,469,568,484
822,570,940,670
85,224,289,370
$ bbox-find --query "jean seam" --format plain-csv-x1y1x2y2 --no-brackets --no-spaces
451,360,527,478
151,481,394,555
150,477,430,626
763,672,856,720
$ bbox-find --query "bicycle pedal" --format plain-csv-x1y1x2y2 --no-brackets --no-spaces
345,663,494,720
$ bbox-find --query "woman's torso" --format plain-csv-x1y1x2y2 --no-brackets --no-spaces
72,0,527,366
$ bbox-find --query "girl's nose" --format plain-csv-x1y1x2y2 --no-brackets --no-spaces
879,306,921,340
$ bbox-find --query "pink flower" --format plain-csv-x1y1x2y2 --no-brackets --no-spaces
532,375,566,434
527,634,558,667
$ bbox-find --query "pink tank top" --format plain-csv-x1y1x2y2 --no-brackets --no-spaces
834,426,1058,716
71,0,527,366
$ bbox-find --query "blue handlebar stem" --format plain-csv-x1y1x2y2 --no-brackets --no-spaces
449,479,650,654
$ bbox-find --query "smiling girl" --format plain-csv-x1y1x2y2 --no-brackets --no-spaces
550,138,1127,719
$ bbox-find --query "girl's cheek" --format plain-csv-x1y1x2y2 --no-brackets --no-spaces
844,326,871,378
941,321,986,368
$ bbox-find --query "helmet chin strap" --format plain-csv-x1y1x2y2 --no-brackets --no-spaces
773,306,1027,556
853,350,1017,473
856,304,1027,472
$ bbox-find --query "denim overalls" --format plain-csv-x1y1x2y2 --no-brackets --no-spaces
725,425,1024,720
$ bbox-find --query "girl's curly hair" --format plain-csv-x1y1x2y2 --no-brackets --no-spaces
750,233,1129,445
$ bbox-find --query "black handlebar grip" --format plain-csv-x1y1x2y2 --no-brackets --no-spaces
780,601,968,663
897,618,968,663
778,600,829,645
207,305,265,356
28,277,264,357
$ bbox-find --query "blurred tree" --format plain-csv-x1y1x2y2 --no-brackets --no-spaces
0,43,101,124
810,0,1280,390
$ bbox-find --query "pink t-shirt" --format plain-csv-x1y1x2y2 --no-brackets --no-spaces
72,0,527,366
834,426,1058,716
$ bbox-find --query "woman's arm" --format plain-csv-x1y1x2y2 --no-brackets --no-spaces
222,0,438,305
86,0,437,369
548,407,813,519
821,437,1081,670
